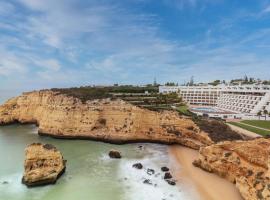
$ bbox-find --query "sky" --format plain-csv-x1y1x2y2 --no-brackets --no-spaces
1,0,270,91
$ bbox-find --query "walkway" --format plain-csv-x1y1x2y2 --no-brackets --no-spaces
227,124,261,138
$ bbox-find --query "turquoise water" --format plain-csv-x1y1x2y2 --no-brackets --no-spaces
192,107,219,113
0,124,199,200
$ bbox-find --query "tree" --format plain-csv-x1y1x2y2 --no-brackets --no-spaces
153,77,157,86
243,75,248,84
263,110,268,120
209,80,221,86
165,82,176,86
257,111,262,120
188,76,194,86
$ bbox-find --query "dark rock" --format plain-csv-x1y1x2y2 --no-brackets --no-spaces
247,170,253,177
2,181,8,184
133,163,143,169
161,166,169,172
224,152,232,157
164,172,173,179
166,180,176,186
43,144,57,151
109,150,121,159
147,168,155,175
192,159,201,167
143,179,152,185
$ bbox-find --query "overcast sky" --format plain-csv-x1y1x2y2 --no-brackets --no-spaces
1,0,270,91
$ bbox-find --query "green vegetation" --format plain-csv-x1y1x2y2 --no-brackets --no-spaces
227,122,270,136
115,92,183,111
51,85,182,111
51,85,158,103
177,105,193,116
241,120,270,130
165,82,178,86
208,80,225,86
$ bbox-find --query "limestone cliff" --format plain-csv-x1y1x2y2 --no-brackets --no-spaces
0,90,213,149
193,138,270,200
22,143,66,187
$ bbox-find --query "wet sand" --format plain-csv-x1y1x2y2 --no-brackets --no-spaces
169,145,243,200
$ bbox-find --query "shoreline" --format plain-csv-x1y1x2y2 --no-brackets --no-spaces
169,145,243,200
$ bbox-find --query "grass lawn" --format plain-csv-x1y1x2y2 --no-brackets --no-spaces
227,122,270,136
241,120,270,130
177,105,193,116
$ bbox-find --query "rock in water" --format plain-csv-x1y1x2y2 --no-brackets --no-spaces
22,143,66,187
164,172,173,179
109,150,121,159
132,163,143,169
147,168,155,175
161,166,169,172
166,180,176,186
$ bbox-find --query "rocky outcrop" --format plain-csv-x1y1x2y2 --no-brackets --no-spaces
0,90,214,149
109,150,121,159
22,143,66,187
193,138,270,200
132,163,143,169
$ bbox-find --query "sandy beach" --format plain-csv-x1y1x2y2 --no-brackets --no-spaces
170,145,243,200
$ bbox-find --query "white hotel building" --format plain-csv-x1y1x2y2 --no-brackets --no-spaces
159,85,270,119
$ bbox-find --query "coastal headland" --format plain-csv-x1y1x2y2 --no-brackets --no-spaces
0,88,268,200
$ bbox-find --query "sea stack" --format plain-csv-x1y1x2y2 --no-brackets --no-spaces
22,143,66,187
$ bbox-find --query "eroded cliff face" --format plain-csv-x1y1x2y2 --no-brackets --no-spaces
193,138,270,200
22,143,66,187
0,90,213,149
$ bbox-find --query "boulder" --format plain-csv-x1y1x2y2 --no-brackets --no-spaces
132,163,143,169
164,172,173,179
147,168,155,175
143,179,152,185
166,180,176,186
22,143,66,187
109,150,121,159
161,166,169,172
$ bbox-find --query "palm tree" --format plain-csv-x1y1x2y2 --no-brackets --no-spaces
257,111,262,120
263,110,268,120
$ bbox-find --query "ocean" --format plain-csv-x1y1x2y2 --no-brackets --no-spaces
0,94,200,200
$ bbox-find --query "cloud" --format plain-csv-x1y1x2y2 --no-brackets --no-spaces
0,49,27,76
261,4,270,13
0,0,270,91
0,1,15,16
163,0,198,9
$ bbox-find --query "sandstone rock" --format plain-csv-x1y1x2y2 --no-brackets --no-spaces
22,143,66,187
193,138,270,200
0,90,213,150
161,166,170,172
108,150,121,159
132,163,143,169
